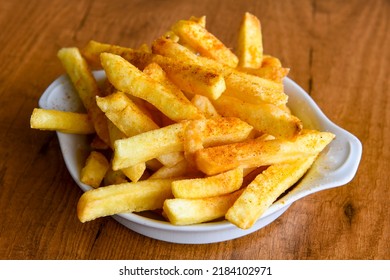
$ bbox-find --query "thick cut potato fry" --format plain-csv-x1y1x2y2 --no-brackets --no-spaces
191,95,220,118
57,47,110,144
149,160,189,179
77,178,175,222
238,66,290,83
96,91,159,136
103,168,128,186
226,155,318,229
195,129,335,175
163,190,243,225
213,95,302,138
80,151,110,188
121,163,146,183
157,151,185,167
262,55,283,68
106,120,146,181
223,70,287,106
172,168,243,199
171,20,239,68
237,12,263,68
30,108,95,134
152,58,226,100
113,122,186,170
100,52,206,121
143,62,192,105
200,117,254,147
189,15,206,27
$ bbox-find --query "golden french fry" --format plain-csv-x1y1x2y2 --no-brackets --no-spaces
171,20,239,68
172,168,243,199
157,151,185,167
105,120,146,182
103,168,128,186
189,15,206,27
212,95,302,138
143,62,192,104
195,129,335,175
191,95,220,118
77,178,175,222
261,55,283,68
237,12,263,68
226,155,318,229
163,190,243,225
149,160,189,180
223,70,287,106
80,151,110,188
183,119,206,167
100,52,205,121
201,117,254,146
113,122,186,170
30,108,95,134
57,47,110,145
121,163,146,183
238,66,290,83
96,91,159,137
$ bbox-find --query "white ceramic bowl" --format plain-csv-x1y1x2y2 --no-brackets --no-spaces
38,71,362,244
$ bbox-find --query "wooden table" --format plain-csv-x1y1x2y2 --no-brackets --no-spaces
0,0,388,260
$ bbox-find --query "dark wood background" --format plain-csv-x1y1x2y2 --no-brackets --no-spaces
0,0,388,259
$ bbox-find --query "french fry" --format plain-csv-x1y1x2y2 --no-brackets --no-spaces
212,95,302,138
238,66,290,83
142,62,192,105
170,20,239,68
149,160,189,180
113,122,186,170
183,119,206,167
191,95,220,118
163,190,243,225
189,15,206,27
237,12,263,68
226,155,318,229
57,47,110,145
96,91,159,137
30,108,95,134
262,55,283,68
80,151,110,188
103,168,128,186
106,119,146,182
157,151,185,167
121,163,146,183
223,70,287,106
172,168,243,199
195,129,335,175
100,52,205,121
77,178,175,222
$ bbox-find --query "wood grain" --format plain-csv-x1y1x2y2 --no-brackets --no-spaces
0,0,388,260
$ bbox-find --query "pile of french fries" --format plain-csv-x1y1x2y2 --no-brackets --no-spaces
30,13,335,230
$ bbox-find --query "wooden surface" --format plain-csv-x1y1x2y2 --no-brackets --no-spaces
0,0,389,260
